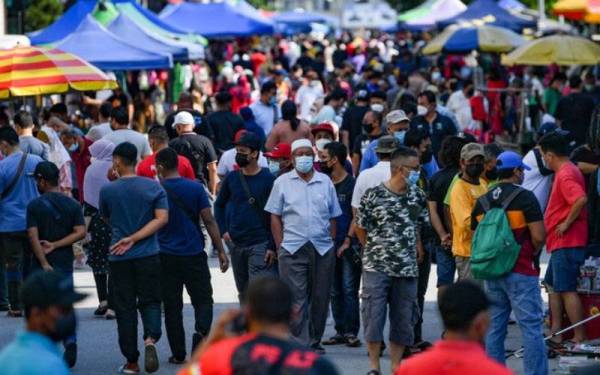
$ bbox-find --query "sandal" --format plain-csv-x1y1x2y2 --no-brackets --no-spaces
345,335,362,348
6,310,22,318
366,370,381,375
322,334,346,345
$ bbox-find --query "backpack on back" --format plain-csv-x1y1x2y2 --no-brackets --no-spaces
471,187,523,280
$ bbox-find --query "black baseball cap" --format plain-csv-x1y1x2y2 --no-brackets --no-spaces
235,132,262,151
32,161,60,181
21,271,86,310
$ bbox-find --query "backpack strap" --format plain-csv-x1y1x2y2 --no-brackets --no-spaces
1,152,28,200
162,183,201,234
480,194,491,213
501,187,524,210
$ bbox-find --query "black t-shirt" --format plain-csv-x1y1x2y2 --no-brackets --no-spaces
427,167,459,234
410,112,457,156
169,133,218,183
26,192,85,271
341,104,369,149
164,109,213,140
555,92,596,146
352,133,382,158
334,174,355,244
206,110,245,155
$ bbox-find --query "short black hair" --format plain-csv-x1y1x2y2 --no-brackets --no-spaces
14,111,34,128
245,277,293,325
539,131,569,156
324,141,347,164
438,136,468,168
0,126,19,146
49,103,67,115
111,107,129,126
438,280,489,332
401,101,417,118
260,81,277,94
484,143,503,162
155,147,179,171
99,102,113,119
112,142,137,166
370,90,386,101
329,88,347,101
569,74,583,89
551,72,567,84
390,146,418,170
215,91,232,105
404,128,429,148
148,126,169,144
419,90,437,105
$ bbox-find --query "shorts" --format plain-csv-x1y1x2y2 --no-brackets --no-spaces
455,256,473,281
544,248,585,293
361,271,418,346
435,246,455,287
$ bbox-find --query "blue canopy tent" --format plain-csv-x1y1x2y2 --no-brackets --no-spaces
53,16,172,71
28,0,98,45
272,10,337,34
159,1,275,38
107,14,190,62
437,0,536,31
112,0,189,34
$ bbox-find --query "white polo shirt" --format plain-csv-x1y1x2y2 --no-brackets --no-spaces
351,161,391,209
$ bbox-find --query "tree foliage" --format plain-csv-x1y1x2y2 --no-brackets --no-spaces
24,0,63,33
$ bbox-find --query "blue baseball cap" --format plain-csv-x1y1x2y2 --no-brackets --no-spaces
496,151,531,171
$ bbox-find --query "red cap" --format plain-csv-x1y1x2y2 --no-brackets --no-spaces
311,123,335,136
234,129,247,143
264,143,291,159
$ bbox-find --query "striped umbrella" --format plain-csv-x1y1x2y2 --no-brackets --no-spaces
0,46,117,99
422,24,525,55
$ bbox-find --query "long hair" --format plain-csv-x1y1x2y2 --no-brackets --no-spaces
281,100,299,131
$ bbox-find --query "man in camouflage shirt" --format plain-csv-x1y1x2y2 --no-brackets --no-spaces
356,147,429,375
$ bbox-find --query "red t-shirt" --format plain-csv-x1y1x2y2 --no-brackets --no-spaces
396,341,513,375
136,153,195,180
544,162,588,252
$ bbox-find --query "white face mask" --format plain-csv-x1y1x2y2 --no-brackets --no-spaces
417,105,428,116
315,138,331,151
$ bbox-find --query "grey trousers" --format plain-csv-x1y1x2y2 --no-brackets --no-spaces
230,240,277,302
278,242,335,346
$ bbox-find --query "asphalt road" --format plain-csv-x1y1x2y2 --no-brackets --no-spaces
0,257,558,375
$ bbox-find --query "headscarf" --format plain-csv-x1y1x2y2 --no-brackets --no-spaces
83,139,115,209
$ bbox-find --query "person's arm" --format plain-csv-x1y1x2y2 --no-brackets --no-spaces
264,126,278,151
351,153,361,177
200,207,229,272
213,175,231,242
271,214,284,250
428,200,450,247
207,161,218,196
110,208,168,254
556,195,587,236
342,130,350,150
329,219,336,242
355,225,367,247
27,227,52,271
528,221,546,253
443,204,453,236
40,225,86,254
416,232,424,264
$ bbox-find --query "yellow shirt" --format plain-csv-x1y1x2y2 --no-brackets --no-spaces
448,177,488,257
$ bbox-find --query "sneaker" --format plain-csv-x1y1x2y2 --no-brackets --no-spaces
168,356,186,365
118,363,140,374
310,343,326,355
191,332,204,354
63,343,77,368
144,343,159,373
6,310,22,318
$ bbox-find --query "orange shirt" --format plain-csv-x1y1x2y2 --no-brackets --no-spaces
448,177,487,257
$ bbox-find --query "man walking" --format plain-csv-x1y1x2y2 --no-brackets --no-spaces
14,111,48,160
265,138,342,353
207,91,245,154
137,126,195,180
250,81,279,136
102,107,152,160
154,148,229,364
99,142,169,374
356,147,428,375
214,133,276,301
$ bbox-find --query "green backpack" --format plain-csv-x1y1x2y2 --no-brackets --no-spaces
471,188,524,280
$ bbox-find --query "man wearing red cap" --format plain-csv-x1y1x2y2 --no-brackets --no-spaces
264,143,293,176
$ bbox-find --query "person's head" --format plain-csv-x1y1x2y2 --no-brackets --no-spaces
291,138,314,175
483,143,504,181
21,270,86,342
539,131,570,171
355,89,370,104
460,143,485,180
404,128,432,164
234,132,262,169
495,151,530,185
569,74,583,91
375,135,401,162
362,110,382,136
33,161,60,193
13,111,34,135
264,143,292,175
438,136,468,169
59,130,80,152
438,281,490,344
112,142,138,176
369,90,386,107
321,141,347,175
311,123,335,152
49,103,68,122
550,72,567,90
260,81,277,105
239,107,255,122
0,126,20,156
417,90,437,116
215,91,233,110
385,110,411,142
281,100,299,131
155,147,179,179
110,106,129,130
244,277,293,331
390,146,420,187
462,79,474,97
177,92,194,110
147,126,170,152
327,89,347,110
99,102,113,122
172,111,195,135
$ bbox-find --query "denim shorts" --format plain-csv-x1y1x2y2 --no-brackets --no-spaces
544,248,586,293
361,271,418,345
435,246,455,287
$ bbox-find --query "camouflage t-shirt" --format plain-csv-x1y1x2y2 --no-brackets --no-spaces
357,182,429,278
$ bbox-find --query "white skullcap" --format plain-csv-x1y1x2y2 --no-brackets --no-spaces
173,111,194,128
291,139,313,153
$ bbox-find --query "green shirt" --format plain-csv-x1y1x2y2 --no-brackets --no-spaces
543,88,561,116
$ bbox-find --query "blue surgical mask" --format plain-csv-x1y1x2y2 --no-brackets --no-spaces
268,160,280,175
270,96,277,106
68,143,79,152
394,130,406,145
408,170,420,186
295,156,313,174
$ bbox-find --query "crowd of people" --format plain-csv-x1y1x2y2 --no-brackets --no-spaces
1,31,600,375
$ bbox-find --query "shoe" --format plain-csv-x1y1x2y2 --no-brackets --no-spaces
63,343,77,368
192,332,204,354
322,333,346,345
118,363,140,374
0,304,9,312
144,343,159,373
168,356,186,365
94,303,108,316
345,334,362,348
6,310,22,318
105,309,116,320
366,370,381,375
310,343,326,355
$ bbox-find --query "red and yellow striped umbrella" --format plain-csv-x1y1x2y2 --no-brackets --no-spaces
0,46,118,99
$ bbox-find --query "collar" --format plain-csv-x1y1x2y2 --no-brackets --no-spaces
17,331,61,354
289,169,325,184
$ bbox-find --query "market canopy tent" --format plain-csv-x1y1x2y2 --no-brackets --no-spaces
399,0,467,30
272,10,337,34
159,1,274,38
552,0,587,19
502,35,600,65
437,0,536,31
28,0,98,45
423,24,525,54
52,16,172,71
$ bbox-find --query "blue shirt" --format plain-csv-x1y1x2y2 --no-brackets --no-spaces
158,178,210,256
265,169,342,255
0,152,42,232
359,139,440,177
0,331,69,375
99,176,168,262
215,169,275,247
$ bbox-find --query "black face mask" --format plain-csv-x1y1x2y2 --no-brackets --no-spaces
235,152,251,168
485,168,498,181
320,160,333,174
49,311,77,342
362,123,374,134
466,163,484,179
421,147,433,164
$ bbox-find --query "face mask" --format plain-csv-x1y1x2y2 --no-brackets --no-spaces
363,123,374,134
68,143,79,152
295,155,313,174
417,105,427,116
431,71,442,82
269,96,277,106
466,163,484,179
407,170,420,186
268,160,280,175
485,168,498,181
235,152,251,168
320,160,333,174
394,130,406,144
316,138,331,151
49,311,77,342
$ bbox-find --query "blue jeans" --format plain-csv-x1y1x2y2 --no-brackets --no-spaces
330,242,361,336
485,273,548,375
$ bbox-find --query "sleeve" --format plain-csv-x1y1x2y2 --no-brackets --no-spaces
42,143,50,161
449,183,473,231
443,176,458,206
559,172,586,205
216,154,228,176
427,174,439,201
181,158,196,180
359,146,376,172
471,200,483,231
72,202,85,226
328,181,343,219
154,185,169,210
351,176,364,209
196,183,211,212
341,108,351,131
214,176,231,234
141,139,152,158
521,190,544,223
136,158,151,178
356,189,374,230
417,191,429,228
26,202,38,229
264,178,284,215
204,139,218,164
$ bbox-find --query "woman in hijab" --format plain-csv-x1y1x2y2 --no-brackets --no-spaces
82,139,115,319
265,100,312,150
